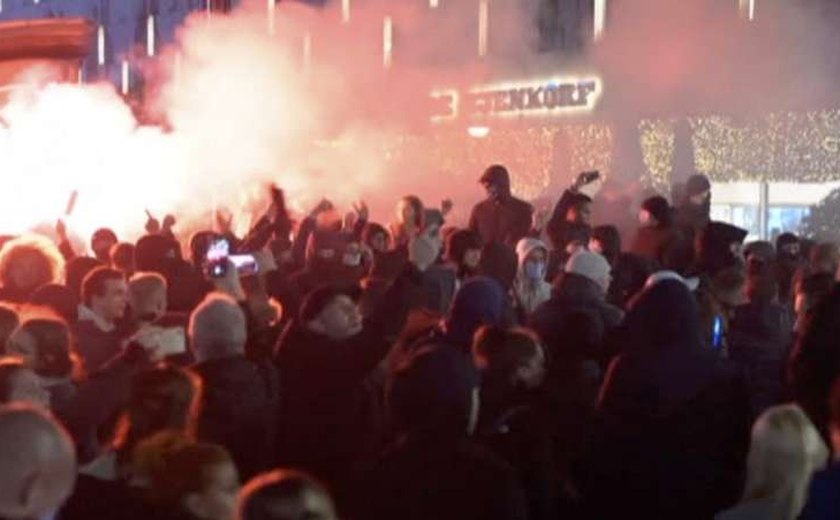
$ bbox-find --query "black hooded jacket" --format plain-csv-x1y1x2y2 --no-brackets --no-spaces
469,167,533,248
581,280,750,520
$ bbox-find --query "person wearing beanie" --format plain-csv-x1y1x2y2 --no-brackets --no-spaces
631,195,687,272
513,238,552,316
272,247,425,496
469,165,534,248
356,345,528,520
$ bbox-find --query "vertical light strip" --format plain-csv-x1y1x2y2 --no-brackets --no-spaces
341,0,350,23
97,25,106,65
749,0,755,21
0,0,4,14
478,0,488,57
739,0,756,21
206,0,212,17
303,32,312,72
430,0,439,8
121,60,130,95
383,16,393,69
146,15,156,57
267,0,276,34
593,0,606,41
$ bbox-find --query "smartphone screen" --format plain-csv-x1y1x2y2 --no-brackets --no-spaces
712,315,724,349
229,254,259,275
206,239,230,261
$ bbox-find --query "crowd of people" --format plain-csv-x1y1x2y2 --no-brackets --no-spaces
0,164,840,520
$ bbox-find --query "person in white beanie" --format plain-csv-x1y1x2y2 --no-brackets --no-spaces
513,238,552,316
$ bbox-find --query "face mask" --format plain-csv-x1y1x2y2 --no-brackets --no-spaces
342,252,362,267
524,261,546,281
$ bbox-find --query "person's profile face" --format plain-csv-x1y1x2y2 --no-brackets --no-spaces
186,461,240,520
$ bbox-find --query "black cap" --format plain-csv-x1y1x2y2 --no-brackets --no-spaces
299,283,362,324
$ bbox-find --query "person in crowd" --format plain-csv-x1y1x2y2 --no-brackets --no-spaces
0,405,76,520
728,257,793,418
717,404,827,520
111,242,136,276
273,248,423,496
631,194,684,271
445,229,483,284
391,195,426,248
0,303,18,352
793,272,835,336
584,278,750,520
361,222,391,256
478,242,519,324
776,232,804,304
0,357,50,406
75,267,130,372
800,377,840,519
190,293,279,481
590,224,651,307
136,432,240,520
358,345,528,520
472,326,559,520
237,470,338,520
513,238,551,316
545,171,601,252
136,233,206,314
807,242,840,282
530,250,622,368
0,234,65,303
675,173,712,239
128,272,169,326
91,228,119,263
469,165,533,248
788,284,840,440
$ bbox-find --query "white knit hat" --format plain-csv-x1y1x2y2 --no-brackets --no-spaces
564,250,611,284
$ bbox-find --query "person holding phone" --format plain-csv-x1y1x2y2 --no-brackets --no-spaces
469,164,534,248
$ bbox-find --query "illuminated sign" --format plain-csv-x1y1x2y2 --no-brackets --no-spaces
430,76,601,122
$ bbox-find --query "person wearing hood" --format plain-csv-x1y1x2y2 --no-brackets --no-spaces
581,278,750,520
469,165,534,248
191,293,280,482
357,345,528,520
513,238,551,317
675,173,712,239
631,195,686,271
272,248,424,498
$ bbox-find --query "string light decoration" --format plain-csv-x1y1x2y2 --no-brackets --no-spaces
638,119,676,192
566,123,613,184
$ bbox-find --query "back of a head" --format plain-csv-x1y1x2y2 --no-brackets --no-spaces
472,326,540,384
446,229,483,264
238,470,337,520
743,404,828,519
479,164,511,192
135,234,180,272
29,283,78,324
129,272,168,320
65,256,102,300
388,345,479,439
110,242,136,273
641,195,673,226
446,277,506,349
623,278,701,354
0,404,76,520
121,365,201,458
189,293,247,362
810,242,839,275
9,318,74,380
564,250,612,286
0,235,64,298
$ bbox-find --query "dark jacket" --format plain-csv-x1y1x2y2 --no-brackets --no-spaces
729,300,793,418
193,355,280,481
631,224,686,271
359,437,528,520
583,280,750,520
529,272,623,367
545,189,590,251
800,462,840,520
788,285,840,440
272,265,418,488
73,319,128,374
469,168,533,247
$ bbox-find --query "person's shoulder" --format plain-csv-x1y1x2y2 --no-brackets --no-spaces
508,196,533,212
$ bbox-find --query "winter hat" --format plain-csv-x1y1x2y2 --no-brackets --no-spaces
444,277,506,351
685,174,712,196
641,196,672,225
564,250,611,285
